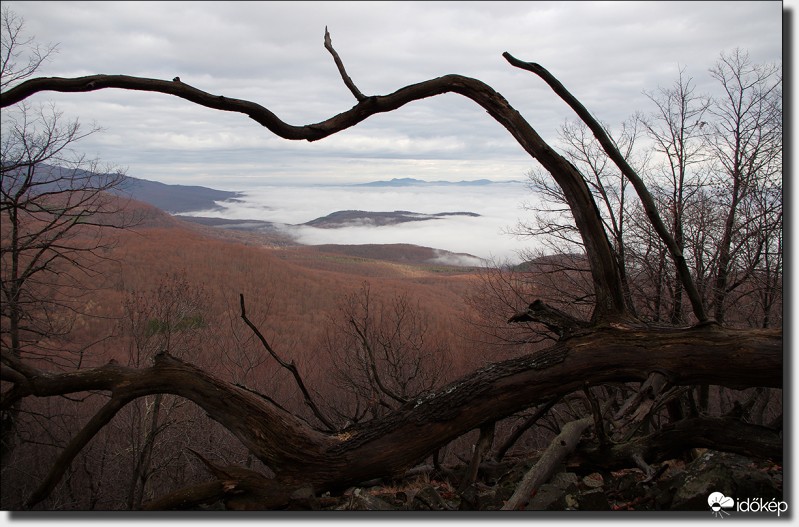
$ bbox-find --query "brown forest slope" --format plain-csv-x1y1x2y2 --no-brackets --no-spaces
2,195,515,511
79,198,488,403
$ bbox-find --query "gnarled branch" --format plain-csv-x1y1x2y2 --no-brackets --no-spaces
503,52,709,323
508,299,591,337
6,324,781,507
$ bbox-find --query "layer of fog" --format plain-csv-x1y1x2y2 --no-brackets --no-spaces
182,183,541,264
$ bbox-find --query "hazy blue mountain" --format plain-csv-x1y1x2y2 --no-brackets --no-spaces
3,163,243,214
354,177,521,187
115,177,243,214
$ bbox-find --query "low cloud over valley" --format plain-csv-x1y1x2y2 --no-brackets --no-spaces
179,181,536,263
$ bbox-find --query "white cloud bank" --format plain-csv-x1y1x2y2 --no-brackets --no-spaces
183,183,538,263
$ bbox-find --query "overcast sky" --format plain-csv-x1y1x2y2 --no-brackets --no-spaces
3,1,784,188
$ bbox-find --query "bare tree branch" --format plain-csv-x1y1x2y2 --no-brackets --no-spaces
502,52,709,324
502,416,592,510
0,7,58,89
26,395,130,508
0,47,629,323
324,27,367,102
3,323,781,507
508,299,591,337
239,293,336,432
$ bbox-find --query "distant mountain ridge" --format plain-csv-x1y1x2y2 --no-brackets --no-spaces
4,163,243,214
116,176,243,214
9,164,491,267
12,166,522,215
354,177,523,187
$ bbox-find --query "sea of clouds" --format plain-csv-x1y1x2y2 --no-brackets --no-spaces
181,182,543,265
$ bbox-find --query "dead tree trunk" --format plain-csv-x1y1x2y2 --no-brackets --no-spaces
501,416,592,510
1,325,781,508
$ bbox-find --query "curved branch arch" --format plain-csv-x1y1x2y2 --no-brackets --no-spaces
1,48,626,322
501,52,709,323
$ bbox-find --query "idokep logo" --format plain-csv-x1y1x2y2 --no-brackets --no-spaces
708,491,788,518
708,492,735,518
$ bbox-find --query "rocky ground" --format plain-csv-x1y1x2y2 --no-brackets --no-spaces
266,450,782,512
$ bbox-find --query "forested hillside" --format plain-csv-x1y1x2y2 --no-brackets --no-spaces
97,198,486,378
2,195,504,509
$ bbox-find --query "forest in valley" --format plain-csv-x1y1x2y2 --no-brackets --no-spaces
1,7,783,512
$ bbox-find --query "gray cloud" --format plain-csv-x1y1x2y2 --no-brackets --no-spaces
3,1,783,188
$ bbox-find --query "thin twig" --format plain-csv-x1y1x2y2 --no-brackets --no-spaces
239,294,336,432
324,27,367,102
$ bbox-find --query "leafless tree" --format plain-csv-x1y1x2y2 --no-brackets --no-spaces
0,6,57,90
638,67,711,324
118,270,210,510
1,9,131,465
322,281,450,426
501,53,781,425
513,116,647,317
0,104,128,365
705,48,782,325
